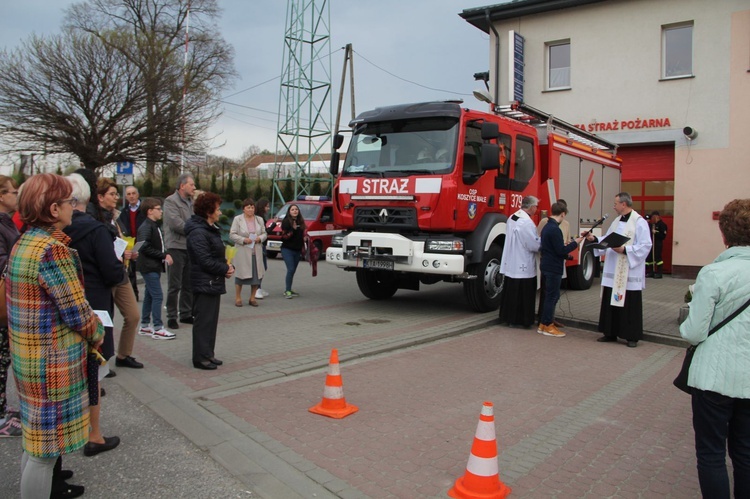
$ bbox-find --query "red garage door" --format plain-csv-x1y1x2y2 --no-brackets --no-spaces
618,144,675,274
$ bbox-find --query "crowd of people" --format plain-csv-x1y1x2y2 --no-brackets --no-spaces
1,170,746,498
0,169,310,498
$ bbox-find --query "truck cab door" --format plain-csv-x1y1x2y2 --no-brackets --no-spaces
455,123,504,229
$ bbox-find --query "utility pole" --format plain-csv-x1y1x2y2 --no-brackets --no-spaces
334,43,356,142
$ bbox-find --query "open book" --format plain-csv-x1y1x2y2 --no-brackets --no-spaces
586,232,630,250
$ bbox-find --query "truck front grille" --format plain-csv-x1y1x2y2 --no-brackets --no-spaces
354,207,417,230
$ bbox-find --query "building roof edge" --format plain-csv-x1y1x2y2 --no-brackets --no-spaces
459,0,609,33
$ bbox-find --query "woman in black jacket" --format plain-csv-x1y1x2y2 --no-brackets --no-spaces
280,204,305,299
185,192,234,370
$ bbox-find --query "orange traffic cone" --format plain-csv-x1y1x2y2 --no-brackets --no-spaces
448,401,511,499
308,349,359,419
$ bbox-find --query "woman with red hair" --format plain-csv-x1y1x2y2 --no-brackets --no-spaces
7,174,104,498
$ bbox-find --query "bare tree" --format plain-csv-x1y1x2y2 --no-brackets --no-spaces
241,144,261,163
65,0,236,176
0,32,152,169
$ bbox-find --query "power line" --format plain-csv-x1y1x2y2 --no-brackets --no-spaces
222,75,280,99
354,49,472,96
217,47,473,132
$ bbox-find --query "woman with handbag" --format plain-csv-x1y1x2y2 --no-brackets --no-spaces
679,198,750,498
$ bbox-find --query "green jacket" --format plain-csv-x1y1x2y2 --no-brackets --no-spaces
680,246,750,398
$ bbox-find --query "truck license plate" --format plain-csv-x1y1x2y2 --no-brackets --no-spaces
363,259,394,271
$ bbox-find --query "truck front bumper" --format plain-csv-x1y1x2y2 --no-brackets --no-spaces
325,232,465,275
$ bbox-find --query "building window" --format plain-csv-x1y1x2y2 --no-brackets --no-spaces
662,22,693,78
547,41,570,89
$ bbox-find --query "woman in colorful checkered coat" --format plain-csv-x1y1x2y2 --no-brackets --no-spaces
7,174,104,498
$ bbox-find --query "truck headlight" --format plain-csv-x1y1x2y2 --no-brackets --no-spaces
331,233,345,247
425,239,464,253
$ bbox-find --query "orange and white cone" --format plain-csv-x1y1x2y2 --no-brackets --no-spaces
448,401,511,499
308,349,359,419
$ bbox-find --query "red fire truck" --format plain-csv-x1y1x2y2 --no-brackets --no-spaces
326,101,621,312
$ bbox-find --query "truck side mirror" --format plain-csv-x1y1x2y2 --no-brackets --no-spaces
481,143,500,171
333,133,344,150
330,151,340,176
481,122,499,140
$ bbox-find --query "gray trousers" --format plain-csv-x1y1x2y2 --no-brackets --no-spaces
166,248,193,321
20,452,54,498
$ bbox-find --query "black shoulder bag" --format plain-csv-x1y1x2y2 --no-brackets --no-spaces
674,296,750,394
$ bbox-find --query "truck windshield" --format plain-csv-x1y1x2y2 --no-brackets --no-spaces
343,118,459,176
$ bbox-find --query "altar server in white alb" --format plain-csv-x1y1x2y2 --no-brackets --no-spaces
499,195,541,328
585,192,652,347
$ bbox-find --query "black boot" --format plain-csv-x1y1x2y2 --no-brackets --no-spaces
51,457,83,499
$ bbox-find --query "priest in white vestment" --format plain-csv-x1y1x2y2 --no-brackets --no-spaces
586,192,652,347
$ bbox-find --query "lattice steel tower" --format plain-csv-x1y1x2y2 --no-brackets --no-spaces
272,0,333,207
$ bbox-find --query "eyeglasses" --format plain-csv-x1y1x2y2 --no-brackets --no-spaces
108,191,121,198
1,190,19,195
60,197,78,208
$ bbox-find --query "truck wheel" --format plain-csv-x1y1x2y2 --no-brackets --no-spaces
266,250,278,260
463,243,504,312
567,247,595,290
356,269,398,300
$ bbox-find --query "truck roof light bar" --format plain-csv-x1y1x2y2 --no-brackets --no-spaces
495,101,619,155
297,195,331,201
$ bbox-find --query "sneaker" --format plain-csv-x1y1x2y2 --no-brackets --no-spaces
151,328,176,340
138,325,154,336
254,290,264,300
0,416,22,437
5,408,20,420
284,291,294,299
290,290,300,297
261,289,270,297
538,324,566,338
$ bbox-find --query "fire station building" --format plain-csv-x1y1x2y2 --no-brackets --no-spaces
461,0,750,278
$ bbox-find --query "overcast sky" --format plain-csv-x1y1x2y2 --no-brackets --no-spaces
1,0,493,161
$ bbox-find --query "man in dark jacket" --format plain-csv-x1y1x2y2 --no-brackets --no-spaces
645,211,668,278
163,174,195,329
117,186,146,299
538,202,584,338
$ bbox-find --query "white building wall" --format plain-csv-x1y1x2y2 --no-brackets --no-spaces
485,0,750,272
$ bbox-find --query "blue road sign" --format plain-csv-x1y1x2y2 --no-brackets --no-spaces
116,161,134,174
